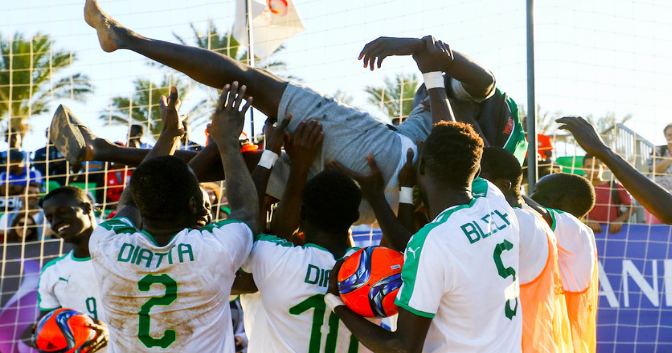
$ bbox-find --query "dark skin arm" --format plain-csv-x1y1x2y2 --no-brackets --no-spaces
327,261,432,353
208,82,259,234
557,116,672,224
231,270,259,295
397,148,418,235
359,36,495,99
330,155,412,252
252,116,291,231
116,86,184,225
270,119,324,242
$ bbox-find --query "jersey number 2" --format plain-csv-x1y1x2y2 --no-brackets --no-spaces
289,294,359,353
493,239,518,320
137,274,178,348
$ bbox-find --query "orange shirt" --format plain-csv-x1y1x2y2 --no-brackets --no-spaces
517,207,572,353
565,259,598,353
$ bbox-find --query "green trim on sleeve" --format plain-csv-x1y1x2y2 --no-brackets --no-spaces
199,219,245,233
99,218,137,235
471,178,489,198
502,94,528,165
39,306,62,312
254,234,295,248
397,222,442,306
394,300,436,319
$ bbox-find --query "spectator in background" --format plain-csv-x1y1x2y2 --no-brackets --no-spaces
583,154,635,233
0,150,43,196
33,128,69,186
646,124,672,223
127,124,152,149
0,129,29,164
0,183,49,239
4,211,39,242
102,162,131,207
180,121,203,151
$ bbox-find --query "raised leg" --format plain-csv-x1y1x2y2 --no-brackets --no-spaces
84,0,287,117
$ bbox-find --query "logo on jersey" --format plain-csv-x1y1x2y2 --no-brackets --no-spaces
58,276,70,283
407,247,420,258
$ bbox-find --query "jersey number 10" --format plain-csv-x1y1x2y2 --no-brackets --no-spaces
290,294,359,353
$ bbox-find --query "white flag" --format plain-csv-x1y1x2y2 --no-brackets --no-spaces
233,0,305,61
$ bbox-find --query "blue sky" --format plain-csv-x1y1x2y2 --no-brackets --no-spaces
2,0,672,153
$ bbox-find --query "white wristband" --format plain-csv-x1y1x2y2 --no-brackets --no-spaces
422,71,444,90
258,150,279,169
400,186,414,204
324,293,346,311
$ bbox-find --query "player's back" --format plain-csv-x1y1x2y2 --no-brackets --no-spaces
240,234,364,353
548,209,598,353
515,207,572,353
396,180,522,352
89,218,252,353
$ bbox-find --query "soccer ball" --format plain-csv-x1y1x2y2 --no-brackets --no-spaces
337,246,404,318
35,308,97,353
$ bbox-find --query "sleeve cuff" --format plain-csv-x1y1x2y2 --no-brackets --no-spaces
394,299,435,318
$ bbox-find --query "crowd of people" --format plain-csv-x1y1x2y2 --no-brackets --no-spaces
5,0,672,352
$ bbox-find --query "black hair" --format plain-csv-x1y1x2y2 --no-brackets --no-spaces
44,186,90,205
8,150,25,162
546,173,596,218
480,147,523,198
130,124,144,136
422,121,484,188
130,156,202,223
301,170,361,233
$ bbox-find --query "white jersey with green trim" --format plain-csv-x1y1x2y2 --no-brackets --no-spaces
89,217,253,353
240,234,365,353
37,250,105,321
395,179,522,352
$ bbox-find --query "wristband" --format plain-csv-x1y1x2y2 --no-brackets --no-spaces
400,186,414,204
422,71,444,90
257,150,279,169
325,293,346,311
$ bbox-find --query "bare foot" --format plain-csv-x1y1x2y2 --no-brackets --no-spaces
84,0,131,52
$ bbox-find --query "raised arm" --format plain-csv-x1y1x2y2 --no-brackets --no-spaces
116,86,184,225
557,116,672,224
359,36,495,99
207,82,259,233
411,36,457,126
270,119,323,242
330,155,413,252
251,115,291,231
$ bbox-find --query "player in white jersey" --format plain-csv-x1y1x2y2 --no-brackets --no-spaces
88,83,258,352
328,122,522,352
22,186,109,352
530,173,598,353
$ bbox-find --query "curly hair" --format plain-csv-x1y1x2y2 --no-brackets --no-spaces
422,121,484,188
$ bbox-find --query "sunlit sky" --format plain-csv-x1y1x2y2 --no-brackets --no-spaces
2,0,672,154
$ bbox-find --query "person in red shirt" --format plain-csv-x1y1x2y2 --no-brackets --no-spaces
537,133,553,160
583,153,635,233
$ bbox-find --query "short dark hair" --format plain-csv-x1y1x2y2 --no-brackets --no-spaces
547,173,596,218
130,124,144,136
480,147,523,198
44,186,90,205
8,150,24,162
131,156,202,223
302,170,361,233
423,121,484,188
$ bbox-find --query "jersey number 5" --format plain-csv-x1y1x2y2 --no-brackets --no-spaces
289,294,359,353
137,274,178,348
493,239,518,320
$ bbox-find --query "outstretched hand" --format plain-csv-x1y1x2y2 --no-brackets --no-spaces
358,37,424,70
329,154,385,199
264,115,292,154
81,318,109,352
556,116,609,157
159,86,184,138
412,35,453,73
207,81,252,145
286,119,324,172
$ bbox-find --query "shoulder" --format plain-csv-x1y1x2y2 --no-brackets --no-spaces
98,217,137,234
199,219,252,236
253,234,296,248
41,252,71,275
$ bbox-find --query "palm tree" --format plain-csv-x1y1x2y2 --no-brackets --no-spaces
99,75,191,139
0,32,91,137
364,73,419,122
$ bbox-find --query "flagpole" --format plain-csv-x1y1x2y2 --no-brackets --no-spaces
245,0,256,141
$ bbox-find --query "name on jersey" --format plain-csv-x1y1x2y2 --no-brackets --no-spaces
460,209,511,244
116,242,195,268
304,264,330,288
